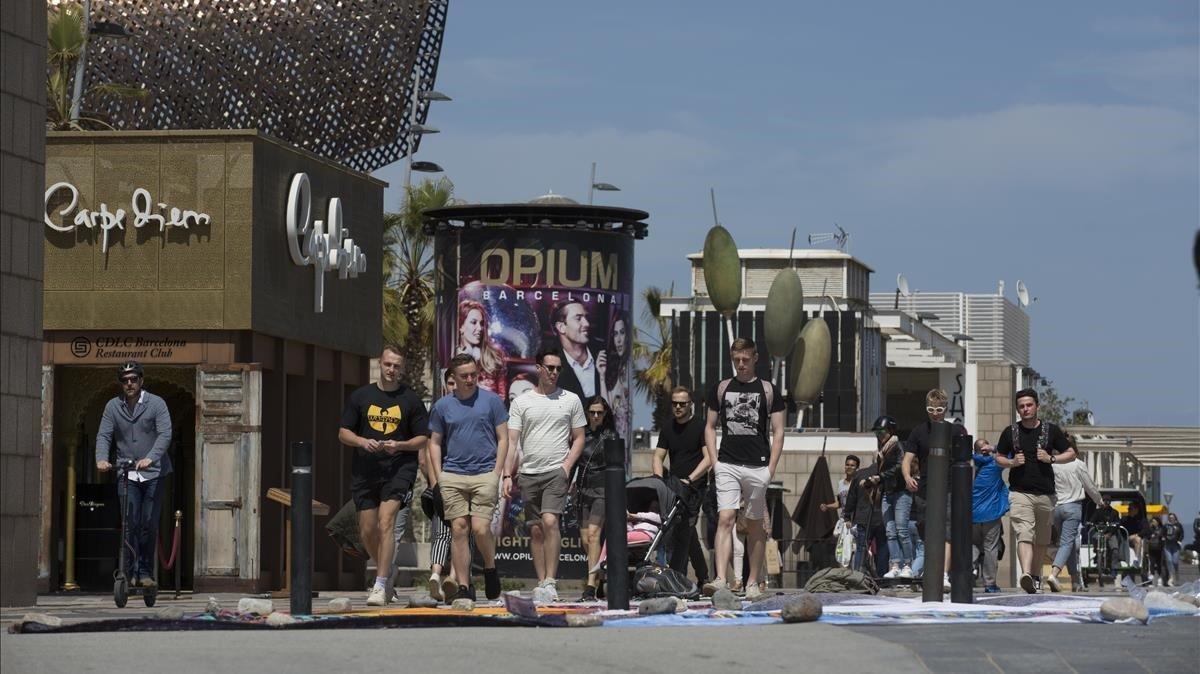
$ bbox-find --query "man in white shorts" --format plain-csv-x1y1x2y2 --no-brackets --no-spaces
703,338,785,600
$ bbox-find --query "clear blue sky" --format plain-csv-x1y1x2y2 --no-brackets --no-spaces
373,2,1199,524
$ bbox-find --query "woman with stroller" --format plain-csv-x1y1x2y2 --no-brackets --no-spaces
577,396,621,601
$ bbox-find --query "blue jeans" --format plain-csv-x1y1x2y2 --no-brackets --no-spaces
1052,501,1083,573
910,521,926,576
1164,543,1181,581
882,491,914,566
119,477,163,579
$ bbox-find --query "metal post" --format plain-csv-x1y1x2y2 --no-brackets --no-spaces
950,433,974,603
589,162,596,204
290,441,313,615
922,421,951,602
173,510,183,599
62,459,80,591
603,438,629,609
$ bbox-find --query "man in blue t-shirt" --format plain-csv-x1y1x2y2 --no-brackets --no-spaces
428,353,510,601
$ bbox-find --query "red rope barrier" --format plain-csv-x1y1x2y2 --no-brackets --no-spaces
157,521,182,570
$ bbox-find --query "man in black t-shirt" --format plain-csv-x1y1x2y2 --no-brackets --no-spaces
654,386,713,582
994,387,1074,594
338,345,430,606
702,338,785,600
902,388,968,591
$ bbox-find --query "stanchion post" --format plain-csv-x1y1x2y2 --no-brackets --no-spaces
174,510,183,599
290,441,313,615
603,438,628,609
62,460,80,591
922,422,951,602
950,434,974,603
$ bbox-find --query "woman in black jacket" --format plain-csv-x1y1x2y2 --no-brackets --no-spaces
1163,512,1184,587
872,416,915,579
577,396,621,600
1145,517,1168,586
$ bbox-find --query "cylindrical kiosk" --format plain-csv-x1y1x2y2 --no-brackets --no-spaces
922,422,952,602
424,198,648,582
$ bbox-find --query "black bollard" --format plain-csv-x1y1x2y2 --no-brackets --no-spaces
922,422,951,602
603,438,629,610
290,441,313,616
950,434,974,604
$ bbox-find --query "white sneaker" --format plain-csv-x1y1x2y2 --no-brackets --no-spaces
428,573,443,601
883,566,900,579
544,579,559,602
745,583,764,601
942,573,951,591
898,565,914,579
701,577,728,596
1045,574,1061,592
366,585,388,606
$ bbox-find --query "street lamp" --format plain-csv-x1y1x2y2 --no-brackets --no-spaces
69,1,134,123
401,70,450,197
588,162,621,204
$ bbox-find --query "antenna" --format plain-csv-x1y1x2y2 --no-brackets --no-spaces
1016,280,1031,308
709,188,720,228
807,223,850,251
897,273,911,297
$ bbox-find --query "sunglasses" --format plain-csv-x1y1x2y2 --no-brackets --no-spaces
926,406,946,414
671,401,690,407
587,410,606,416
120,376,141,384
540,364,562,372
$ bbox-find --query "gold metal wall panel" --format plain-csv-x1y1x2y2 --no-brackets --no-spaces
42,291,96,330
82,0,449,173
43,144,96,291
159,290,224,329
159,141,226,290
222,142,254,328
92,143,160,290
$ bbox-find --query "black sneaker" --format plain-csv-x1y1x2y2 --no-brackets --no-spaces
580,585,597,601
483,568,501,600
455,584,477,602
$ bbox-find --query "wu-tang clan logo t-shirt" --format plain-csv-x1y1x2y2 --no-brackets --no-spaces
367,405,402,435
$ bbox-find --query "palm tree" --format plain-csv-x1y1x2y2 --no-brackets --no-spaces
45,3,146,130
632,284,675,431
382,177,455,396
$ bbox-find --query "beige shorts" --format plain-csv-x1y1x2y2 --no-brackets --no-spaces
1009,491,1055,546
439,471,499,521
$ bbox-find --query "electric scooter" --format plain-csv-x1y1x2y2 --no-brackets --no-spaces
113,458,158,608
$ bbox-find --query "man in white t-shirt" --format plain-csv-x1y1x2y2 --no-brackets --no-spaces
504,347,586,601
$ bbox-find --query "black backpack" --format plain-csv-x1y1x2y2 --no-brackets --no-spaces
633,564,700,599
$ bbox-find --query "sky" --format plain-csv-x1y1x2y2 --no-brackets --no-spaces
373,2,1199,519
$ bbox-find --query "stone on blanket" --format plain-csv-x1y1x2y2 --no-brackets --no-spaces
566,613,605,627
154,606,185,620
204,597,221,614
780,594,823,623
1143,591,1199,613
237,597,274,615
20,613,62,627
1099,597,1148,624
408,594,440,608
711,588,742,611
327,597,353,613
744,593,799,612
450,598,476,611
638,597,678,615
265,611,297,626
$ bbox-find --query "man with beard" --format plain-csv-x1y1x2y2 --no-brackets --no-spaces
654,386,713,584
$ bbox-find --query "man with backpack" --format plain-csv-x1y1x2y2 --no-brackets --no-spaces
702,338,785,600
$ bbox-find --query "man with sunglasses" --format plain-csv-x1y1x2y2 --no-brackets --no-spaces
95,361,173,589
902,389,967,591
654,386,713,584
504,347,586,600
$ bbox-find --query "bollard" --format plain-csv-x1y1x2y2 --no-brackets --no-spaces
950,434,974,604
174,510,183,599
922,422,951,602
603,438,629,610
290,441,313,616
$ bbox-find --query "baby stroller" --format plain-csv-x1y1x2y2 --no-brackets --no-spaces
594,476,690,598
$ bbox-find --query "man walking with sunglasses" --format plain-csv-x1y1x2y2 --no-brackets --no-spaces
504,347,586,600
95,361,173,589
902,389,967,591
654,386,713,585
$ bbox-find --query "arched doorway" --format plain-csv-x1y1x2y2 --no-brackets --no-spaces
52,366,197,591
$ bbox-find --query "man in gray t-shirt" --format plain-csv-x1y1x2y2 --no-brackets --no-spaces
504,348,585,600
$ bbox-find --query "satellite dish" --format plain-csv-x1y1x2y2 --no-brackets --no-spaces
1016,280,1030,308
897,274,911,297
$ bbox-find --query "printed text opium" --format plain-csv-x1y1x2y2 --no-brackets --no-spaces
43,182,211,254
480,247,618,290
286,173,367,313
